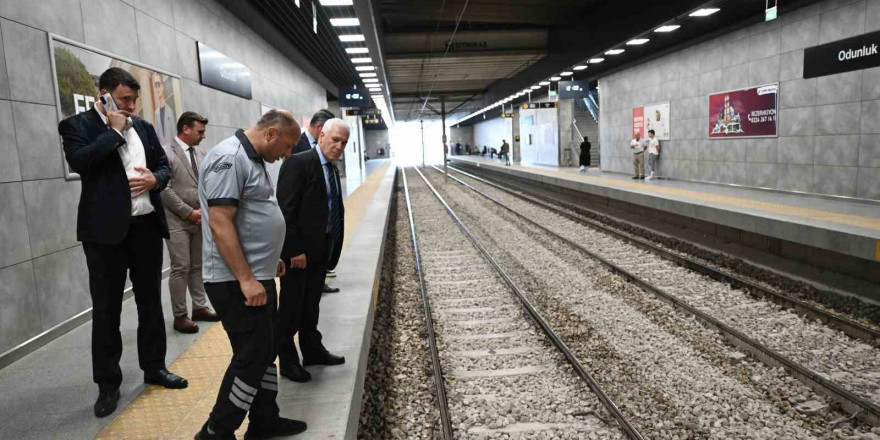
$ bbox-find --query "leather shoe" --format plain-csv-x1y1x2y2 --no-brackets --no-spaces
94,388,120,418
194,421,236,440
244,417,307,439
302,352,345,367
145,368,189,389
322,283,340,294
280,363,311,383
174,316,199,334
192,307,220,322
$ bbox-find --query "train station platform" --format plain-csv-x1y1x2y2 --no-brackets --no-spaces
447,156,880,291
0,160,396,440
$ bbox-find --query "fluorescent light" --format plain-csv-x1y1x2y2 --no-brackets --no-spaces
573,65,587,71
330,18,360,26
363,78,378,83
690,8,719,17
359,72,377,77
655,25,680,32
367,86,381,90
339,34,365,42
355,65,375,71
589,58,604,63
550,76,561,81
351,57,372,64
627,38,649,45
560,71,573,76
530,85,540,90
346,47,369,54
320,0,353,5
539,81,550,86
605,49,624,55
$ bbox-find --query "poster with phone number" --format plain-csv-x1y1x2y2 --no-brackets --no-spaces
51,36,183,178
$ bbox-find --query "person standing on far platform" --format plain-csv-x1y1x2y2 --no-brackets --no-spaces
630,131,647,179
645,129,660,181
275,118,349,384
499,139,511,165
196,110,306,439
58,67,189,418
579,135,591,173
160,111,220,334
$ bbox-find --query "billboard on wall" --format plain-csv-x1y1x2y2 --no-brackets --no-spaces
50,34,184,178
708,83,778,138
632,102,670,140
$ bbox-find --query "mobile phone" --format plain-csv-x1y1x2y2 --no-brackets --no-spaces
100,93,118,113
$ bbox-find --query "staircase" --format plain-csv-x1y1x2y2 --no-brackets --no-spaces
573,97,600,166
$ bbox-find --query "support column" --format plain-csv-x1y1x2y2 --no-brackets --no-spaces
441,95,447,179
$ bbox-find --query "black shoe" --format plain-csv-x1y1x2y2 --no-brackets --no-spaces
280,363,312,383
244,417,307,439
194,422,236,440
145,368,189,389
322,284,340,294
302,352,345,367
94,388,120,418
639,175,646,179
631,176,640,179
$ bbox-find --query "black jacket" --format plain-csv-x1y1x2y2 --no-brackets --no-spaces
277,148,344,270
58,108,171,244
293,132,313,155
579,141,591,167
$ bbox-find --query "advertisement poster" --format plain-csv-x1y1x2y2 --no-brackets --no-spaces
51,35,183,178
708,83,778,138
633,102,670,140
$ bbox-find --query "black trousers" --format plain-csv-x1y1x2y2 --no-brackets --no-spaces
82,214,166,392
276,236,334,367
205,280,280,434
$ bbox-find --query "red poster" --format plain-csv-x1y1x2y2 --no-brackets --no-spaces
708,84,778,138
632,106,645,139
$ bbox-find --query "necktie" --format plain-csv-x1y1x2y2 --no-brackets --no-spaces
187,147,199,180
325,163,342,239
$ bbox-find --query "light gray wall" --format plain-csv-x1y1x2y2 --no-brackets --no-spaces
598,0,880,199
364,129,390,159
449,126,474,151
0,0,328,354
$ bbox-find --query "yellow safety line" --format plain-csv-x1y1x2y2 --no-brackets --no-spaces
97,162,392,440
482,162,880,231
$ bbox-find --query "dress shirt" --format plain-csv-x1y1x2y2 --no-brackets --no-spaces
315,146,334,232
96,108,154,216
305,129,318,148
174,136,194,167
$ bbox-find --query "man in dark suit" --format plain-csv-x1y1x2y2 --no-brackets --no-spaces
293,109,335,154
58,67,188,419
294,109,341,294
275,118,348,382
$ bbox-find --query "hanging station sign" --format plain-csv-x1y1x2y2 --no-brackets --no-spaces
558,80,589,99
521,102,557,109
804,29,880,79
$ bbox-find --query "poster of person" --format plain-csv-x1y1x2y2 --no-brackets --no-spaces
632,102,670,140
708,83,778,138
50,35,183,177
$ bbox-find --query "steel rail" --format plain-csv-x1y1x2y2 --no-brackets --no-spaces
410,167,647,440
401,167,454,440
435,165,880,426
445,165,880,347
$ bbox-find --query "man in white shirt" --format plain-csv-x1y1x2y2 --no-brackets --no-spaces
58,67,188,419
161,112,219,333
645,129,661,181
630,131,647,179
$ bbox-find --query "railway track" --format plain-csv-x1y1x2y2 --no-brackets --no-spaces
402,167,642,439
436,165,880,427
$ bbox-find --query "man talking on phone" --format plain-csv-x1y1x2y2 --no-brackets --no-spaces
58,67,188,418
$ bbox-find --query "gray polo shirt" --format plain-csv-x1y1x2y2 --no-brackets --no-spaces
199,130,285,283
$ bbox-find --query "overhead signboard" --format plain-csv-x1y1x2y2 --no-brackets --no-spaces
708,83,778,138
501,113,516,118
339,88,369,108
804,29,880,79
197,42,252,99
558,80,589,99
521,102,557,109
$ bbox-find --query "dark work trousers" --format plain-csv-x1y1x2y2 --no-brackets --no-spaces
82,213,166,392
205,279,280,434
276,235,335,367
